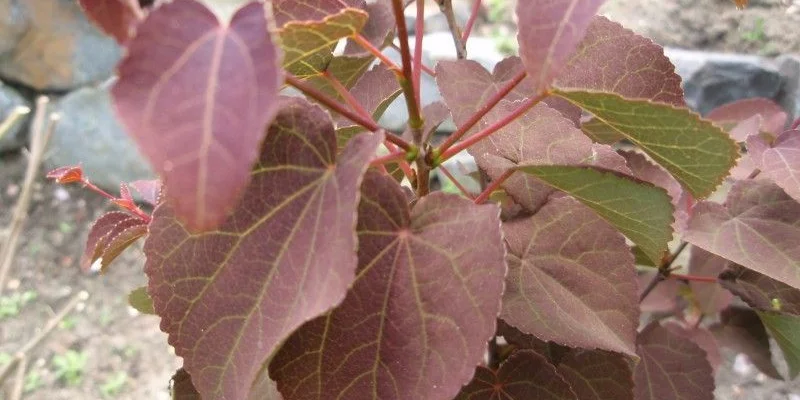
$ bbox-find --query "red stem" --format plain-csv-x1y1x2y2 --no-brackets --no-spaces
352,34,403,73
669,273,718,283
474,169,514,204
83,179,151,222
323,70,373,120
389,44,436,77
439,90,545,162
383,141,415,179
437,70,528,156
371,150,408,167
438,163,474,199
461,0,481,43
286,73,413,151
414,0,426,105
390,0,424,132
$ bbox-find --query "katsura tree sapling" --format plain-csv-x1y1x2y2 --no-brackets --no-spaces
46,0,800,399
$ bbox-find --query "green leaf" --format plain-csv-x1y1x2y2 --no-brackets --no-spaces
554,90,739,198
127,286,154,315
515,165,674,264
632,246,657,267
757,311,800,379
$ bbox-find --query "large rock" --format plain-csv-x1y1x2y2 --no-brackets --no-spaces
0,80,29,152
665,48,784,115
0,0,122,91
47,85,154,190
776,54,800,125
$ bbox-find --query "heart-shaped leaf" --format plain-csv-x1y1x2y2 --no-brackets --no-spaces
557,349,634,400
719,265,800,316
756,130,800,203
270,172,507,400
144,98,383,400
78,0,143,44
112,0,283,231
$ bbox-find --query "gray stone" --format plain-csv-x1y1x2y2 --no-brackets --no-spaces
47,85,154,191
0,0,122,91
0,80,29,152
776,54,800,125
664,48,784,115
413,33,503,71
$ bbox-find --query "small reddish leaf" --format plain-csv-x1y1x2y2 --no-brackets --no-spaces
119,183,133,202
455,350,577,400
634,322,715,400
663,321,722,375
78,0,143,44
82,211,147,272
515,0,606,95
757,130,800,203
501,196,638,356
46,165,84,184
706,98,788,136
112,0,283,232
144,98,384,400
556,16,684,106
732,0,749,9
719,265,800,316
270,172,507,400
710,306,782,379
128,179,162,206
557,349,634,400
685,180,800,289
687,247,734,315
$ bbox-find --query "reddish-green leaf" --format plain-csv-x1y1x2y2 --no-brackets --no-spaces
687,247,733,315
756,130,800,203
633,322,714,400
455,350,577,400
144,98,384,400
555,90,739,198
335,64,401,143
706,98,788,137
279,8,368,77
78,0,143,44
270,172,507,400
619,150,688,231
663,321,722,375
272,0,365,26
82,211,147,272
685,180,800,289
515,0,606,95
556,16,684,106
501,196,638,356
557,350,634,400
719,265,800,315
515,165,674,264
709,306,782,379
112,0,283,232
757,311,800,379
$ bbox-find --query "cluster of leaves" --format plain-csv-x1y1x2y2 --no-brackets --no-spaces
48,0,800,399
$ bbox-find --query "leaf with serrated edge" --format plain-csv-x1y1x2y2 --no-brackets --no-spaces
556,16,684,106
758,311,800,379
757,130,800,203
707,98,788,137
129,179,162,206
720,265,800,316
270,172,507,400
112,0,283,232
78,0,143,44
455,350,577,400
515,0,606,95
555,90,739,198
685,179,800,289
687,247,733,315
619,150,688,231
82,212,147,271
709,306,782,379
501,196,638,356
144,98,384,400
557,349,634,400
516,164,674,264
280,8,367,77
634,322,714,400
98,223,148,272
128,286,155,315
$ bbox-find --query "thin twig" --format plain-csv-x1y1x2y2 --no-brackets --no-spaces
669,273,718,283
353,34,403,73
437,163,474,198
413,0,426,105
639,272,664,303
9,355,27,400
0,97,57,296
0,291,89,383
461,0,482,43
436,0,467,59
390,0,424,137
640,242,691,303
322,70,373,120
0,106,30,143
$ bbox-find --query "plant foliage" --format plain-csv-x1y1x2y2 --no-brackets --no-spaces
46,0,800,398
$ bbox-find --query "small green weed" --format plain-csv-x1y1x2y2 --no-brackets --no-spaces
100,371,128,398
52,350,88,386
24,370,43,393
0,290,38,319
